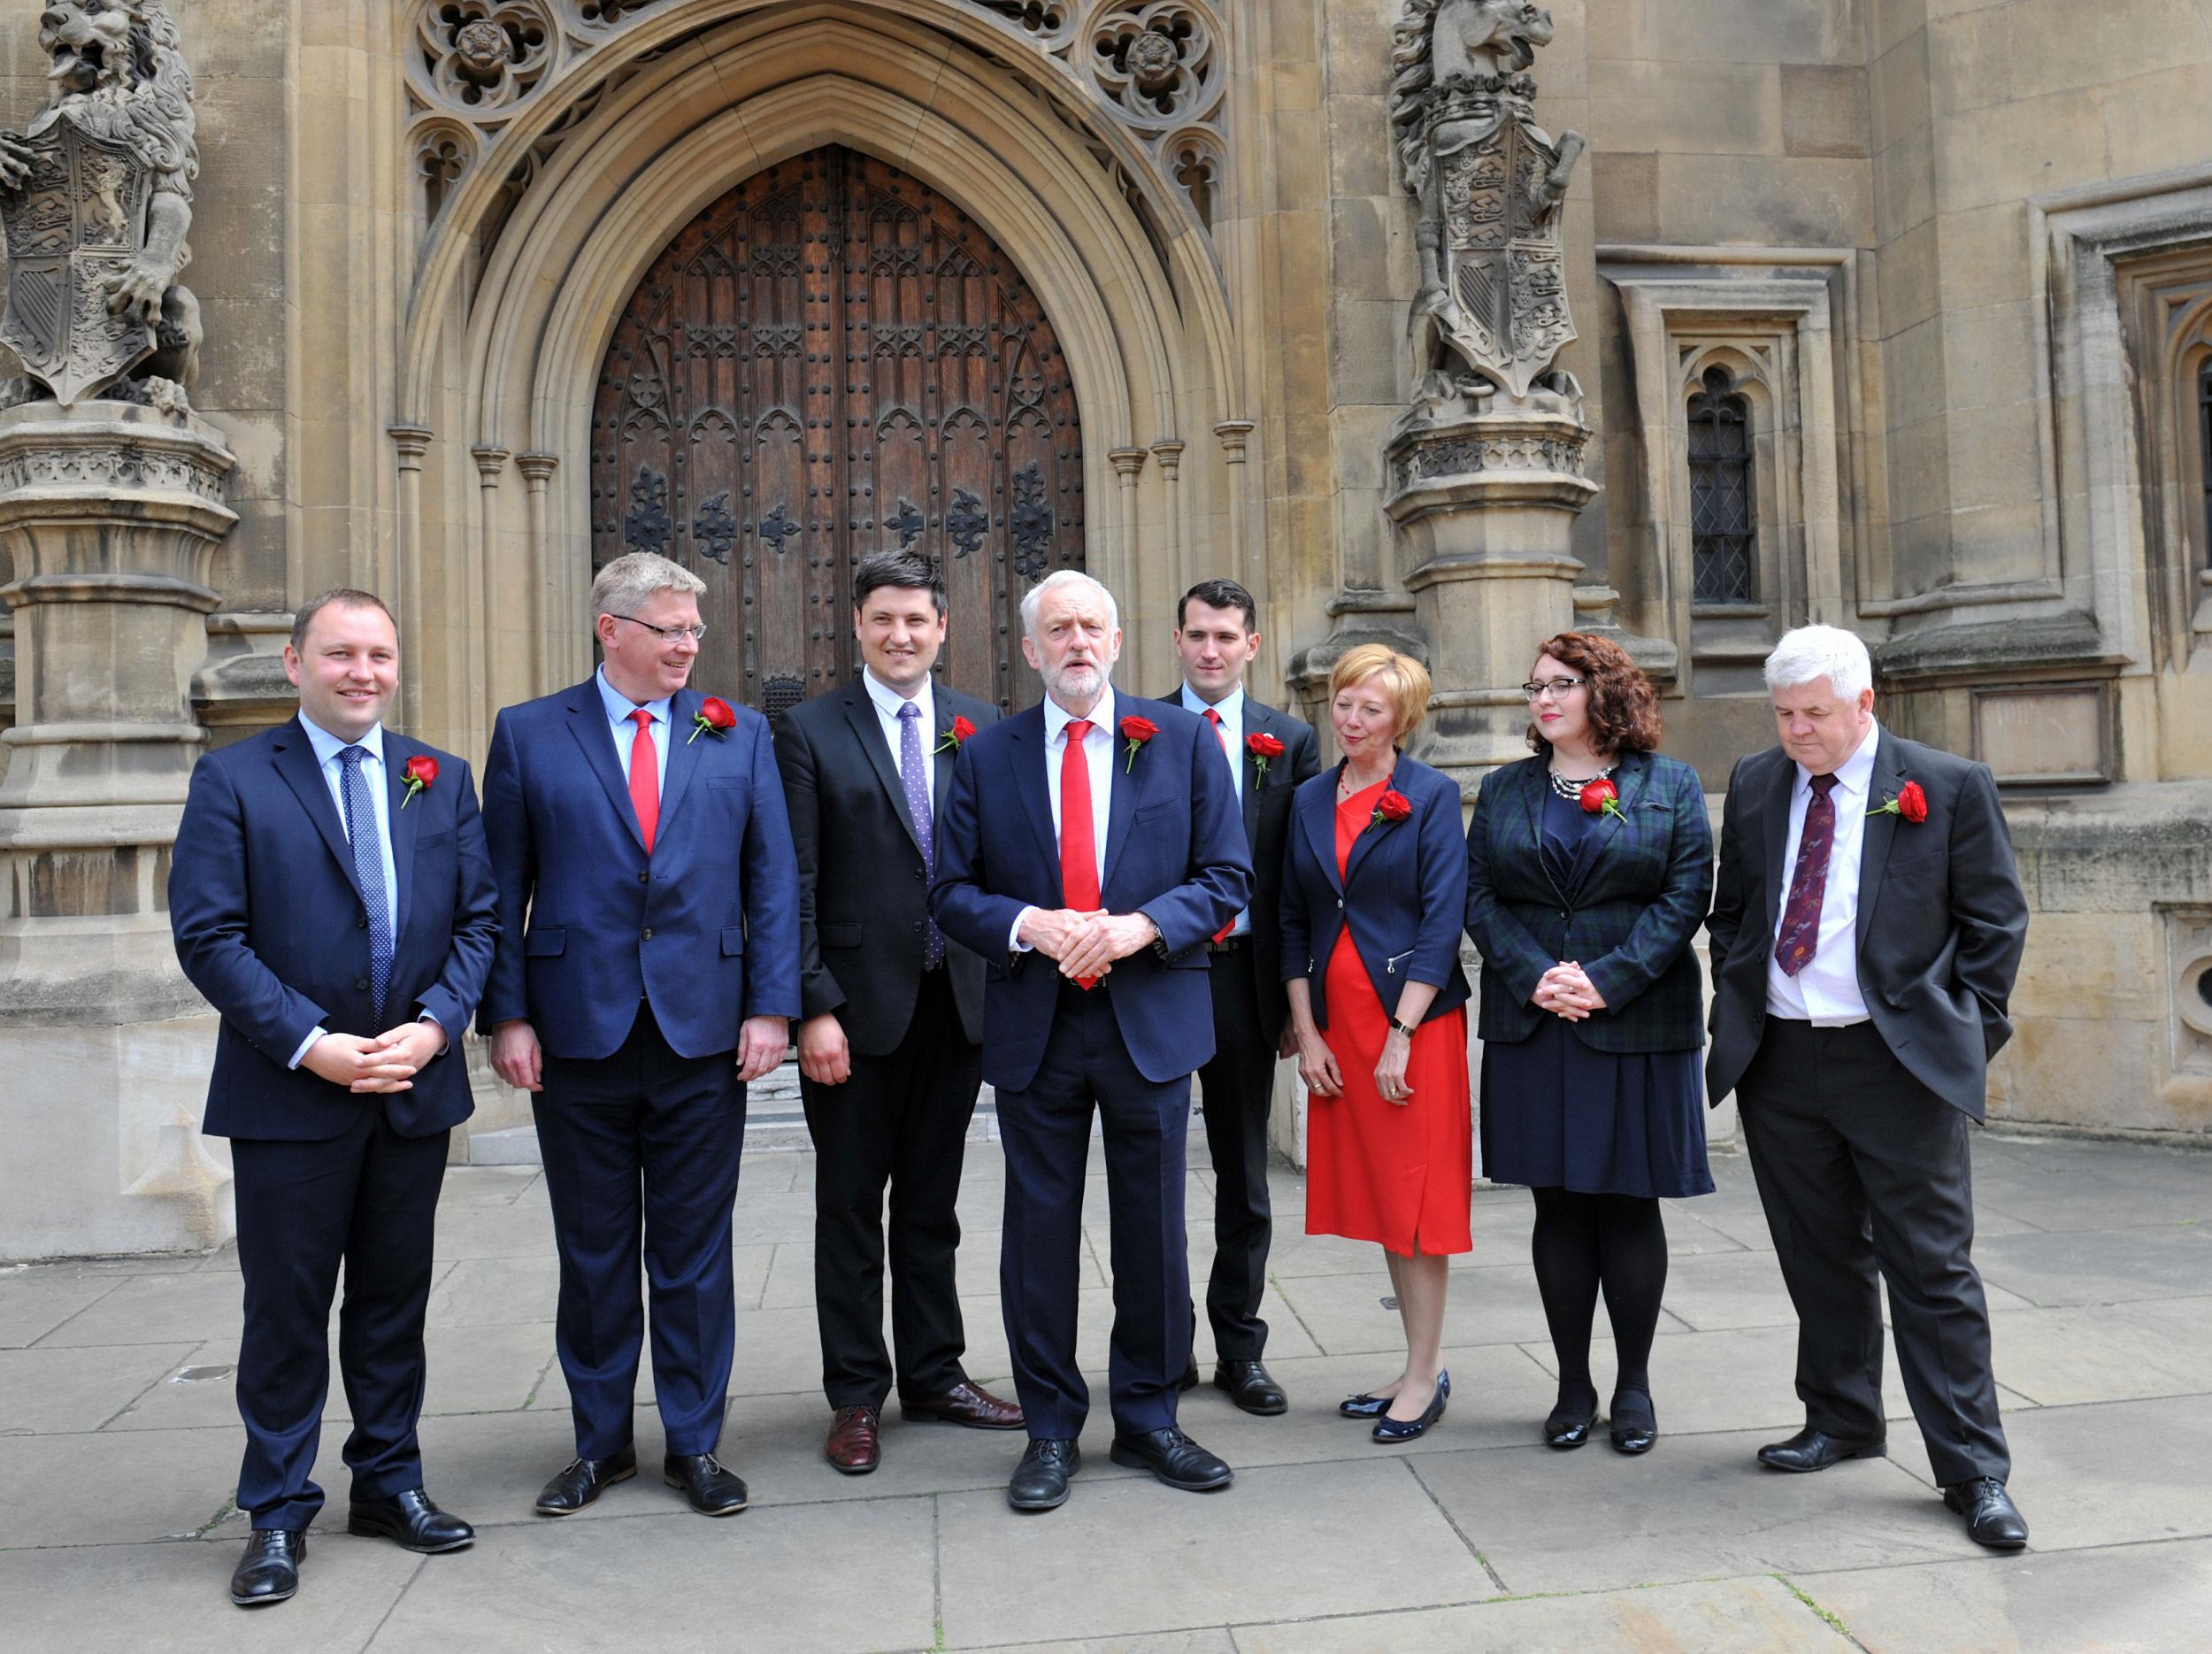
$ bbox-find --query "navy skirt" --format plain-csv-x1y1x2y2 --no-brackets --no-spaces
1479,1016,1714,1199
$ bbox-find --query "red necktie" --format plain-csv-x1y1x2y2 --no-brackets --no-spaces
1061,719,1100,989
1204,709,1234,944
628,708,659,854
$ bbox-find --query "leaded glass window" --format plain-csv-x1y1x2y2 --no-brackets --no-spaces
1688,365,1757,605
2199,356,2212,568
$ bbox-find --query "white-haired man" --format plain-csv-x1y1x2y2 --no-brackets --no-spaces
1706,624,2031,1549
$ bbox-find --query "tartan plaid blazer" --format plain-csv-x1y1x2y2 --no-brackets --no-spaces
1463,750,1714,1054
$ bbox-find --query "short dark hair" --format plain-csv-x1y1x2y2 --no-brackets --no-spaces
291,589,396,652
1177,578,1258,635
852,550,946,616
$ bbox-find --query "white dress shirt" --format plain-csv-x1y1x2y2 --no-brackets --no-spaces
1765,717,1880,1026
862,666,937,813
595,665,672,790
1179,681,1249,938
1010,683,1118,952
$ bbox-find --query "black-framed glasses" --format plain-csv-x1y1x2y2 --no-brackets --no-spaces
1520,676,1586,700
609,612,707,644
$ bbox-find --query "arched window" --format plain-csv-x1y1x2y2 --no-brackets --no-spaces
2199,356,2212,568
1687,365,1757,605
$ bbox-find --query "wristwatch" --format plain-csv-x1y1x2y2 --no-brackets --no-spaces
1387,1015,1418,1040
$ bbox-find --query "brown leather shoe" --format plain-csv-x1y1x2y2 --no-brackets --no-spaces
825,1405,881,1475
900,1379,1025,1430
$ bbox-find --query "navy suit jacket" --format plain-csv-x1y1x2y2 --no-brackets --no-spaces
170,716,498,1142
930,691,1253,1091
1279,754,1471,1031
477,680,802,1061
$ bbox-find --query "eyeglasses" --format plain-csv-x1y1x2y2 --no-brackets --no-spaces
1520,676,1586,701
609,613,707,644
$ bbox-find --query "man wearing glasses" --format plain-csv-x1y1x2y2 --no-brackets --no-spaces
480,551,800,1521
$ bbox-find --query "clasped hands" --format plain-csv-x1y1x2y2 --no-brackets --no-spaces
1020,907,1160,983
1532,960,1607,1021
491,1014,791,1092
303,1019,448,1094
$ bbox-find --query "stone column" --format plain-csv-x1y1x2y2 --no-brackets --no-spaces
0,398,240,1258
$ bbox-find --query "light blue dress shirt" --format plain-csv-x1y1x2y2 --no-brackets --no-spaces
1180,681,1251,938
595,665,672,789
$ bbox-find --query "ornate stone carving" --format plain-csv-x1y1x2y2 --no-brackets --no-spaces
1390,1,1585,407
0,2,203,409
418,1,557,112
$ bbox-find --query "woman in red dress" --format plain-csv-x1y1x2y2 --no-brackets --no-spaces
1279,646,1472,1440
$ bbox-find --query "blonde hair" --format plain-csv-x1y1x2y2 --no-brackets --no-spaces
591,552,705,623
1329,644,1432,742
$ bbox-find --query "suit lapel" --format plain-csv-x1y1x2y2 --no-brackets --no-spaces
1299,767,1341,893
565,689,649,854
1856,732,1908,952
272,719,365,904
1239,701,1268,847
1566,750,1648,897
1007,708,1060,893
1760,750,1795,936
653,689,704,841
383,732,421,941
1100,699,1145,891
842,686,925,858
930,692,963,839
1341,760,1402,890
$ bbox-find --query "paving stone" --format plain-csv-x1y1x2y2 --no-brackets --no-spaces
419,1320,559,1417
1976,1396,2212,1551
1987,1301,2212,1405
1271,1261,1574,1355
1797,1535,2212,1653
34,1270,250,1349
0,1422,261,1546
0,1341,196,1435
101,1336,304,1433
424,1253,562,1327
1662,1250,2033,1334
0,1271,126,1348
1973,1226,2212,1308
437,1165,545,1208
967,1635,1235,1654
936,1458,1493,1649
1236,1574,1847,1652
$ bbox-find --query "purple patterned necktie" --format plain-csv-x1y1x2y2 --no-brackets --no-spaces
1774,772,1839,978
897,700,945,969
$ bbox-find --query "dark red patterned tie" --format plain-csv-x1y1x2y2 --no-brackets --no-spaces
1774,773,1838,977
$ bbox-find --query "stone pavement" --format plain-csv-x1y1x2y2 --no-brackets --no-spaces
4,1127,2210,1652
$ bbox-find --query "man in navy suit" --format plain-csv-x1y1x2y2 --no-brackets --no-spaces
171,589,498,1607
933,570,1252,1512
480,551,800,1520
1164,580,1320,1415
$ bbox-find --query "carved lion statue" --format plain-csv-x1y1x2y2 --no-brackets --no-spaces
0,0,203,399
1389,0,1556,191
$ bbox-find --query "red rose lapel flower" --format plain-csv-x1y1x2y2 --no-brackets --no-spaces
399,753,437,810
1247,731,1286,779
1118,714,1158,773
1870,780,1928,823
1371,788,1414,828
1578,776,1626,821
687,695,737,746
933,714,977,756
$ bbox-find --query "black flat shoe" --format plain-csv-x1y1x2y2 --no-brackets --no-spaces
1756,1427,1887,1473
1213,1360,1288,1416
1943,1477,2029,1549
1608,1387,1656,1456
1110,1427,1233,1491
1342,1369,1450,1419
347,1488,474,1552
1008,1438,1080,1512
229,1528,304,1607
1371,1372,1448,1443
1543,1389,1599,1450
664,1452,749,1516
534,1446,638,1515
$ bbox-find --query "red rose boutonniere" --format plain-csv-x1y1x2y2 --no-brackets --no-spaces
933,714,977,756
1870,780,1928,823
1371,788,1414,829
399,753,437,811
1578,776,1626,821
1247,731,1286,779
687,696,737,746
1118,714,1158,773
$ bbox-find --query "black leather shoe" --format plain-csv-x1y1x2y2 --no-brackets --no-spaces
664,1452,749,1516
1757,1427,1887,1473
1543,1388,1598,1450
1110,1427,1233,1491
229,1528,304,1607
534,1446,638,1515
1609,1387,1657,1456
1176,1359,1201,1392
1944,1477,2029,1549
1344,1370,1450,1419
347,1488,474,1553
1371,1371,1448,1443
1008,1438,1080,1512
1213,1360,1288,1416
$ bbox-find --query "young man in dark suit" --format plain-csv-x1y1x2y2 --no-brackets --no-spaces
1164,579,1319,1414
171,589,498,1607
1708,624,2032,1550
774,551,1023,1475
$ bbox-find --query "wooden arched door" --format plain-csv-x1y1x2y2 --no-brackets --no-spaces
589,145,1085,715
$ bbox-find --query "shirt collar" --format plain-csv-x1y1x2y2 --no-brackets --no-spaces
300,712,385,769
1044,682,1117,746
862,665,933,728
1797,718,1880,801
1179,682,1244,727
596,665,672,727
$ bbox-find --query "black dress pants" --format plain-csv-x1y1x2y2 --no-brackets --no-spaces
1190,942,1275,1363
231,1105,449,1531
1739,1017,2010,1487
801,968,982,1410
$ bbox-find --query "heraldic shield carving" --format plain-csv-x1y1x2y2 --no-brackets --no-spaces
0,120,157,407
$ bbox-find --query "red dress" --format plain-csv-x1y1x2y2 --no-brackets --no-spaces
1305,778,1474,1257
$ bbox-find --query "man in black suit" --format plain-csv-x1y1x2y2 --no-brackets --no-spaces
1707,624,2031,1550
170,589,498,1606
1164,579,1320,1414
775,551,1024,1475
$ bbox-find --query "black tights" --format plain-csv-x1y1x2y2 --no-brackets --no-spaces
1530,1188,1668,1418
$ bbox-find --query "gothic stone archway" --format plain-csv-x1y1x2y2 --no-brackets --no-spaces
589,144,1087,715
